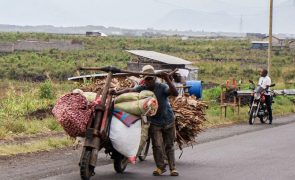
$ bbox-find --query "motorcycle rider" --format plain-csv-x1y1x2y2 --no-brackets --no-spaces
258,69,273,124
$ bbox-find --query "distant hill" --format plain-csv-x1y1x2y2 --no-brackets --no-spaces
0,0,294,37
153,9,239,32
0,24,107,34
0,24,245,38
153,0,295,34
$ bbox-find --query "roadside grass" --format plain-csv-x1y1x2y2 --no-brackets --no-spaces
0,137,74,156
272,96,295,115
0,80,76,139
202,86,249,127
1,79,294,137
0,118,63,139
204,98,295,128
204,103,249,128
202,86,295,128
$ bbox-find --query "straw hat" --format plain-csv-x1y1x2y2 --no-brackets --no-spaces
141,65,155,80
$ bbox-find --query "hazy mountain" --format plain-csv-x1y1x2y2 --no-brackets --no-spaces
0,24,107,34
152,0,295,34
0,0,294,35
153,9,239,32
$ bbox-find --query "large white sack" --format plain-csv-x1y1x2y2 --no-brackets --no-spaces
109,116,141,164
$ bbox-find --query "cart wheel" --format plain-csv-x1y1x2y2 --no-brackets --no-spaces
80,150,95,180
113,152,128,173
138,138,150,161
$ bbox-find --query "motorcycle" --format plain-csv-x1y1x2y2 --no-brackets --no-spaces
248,80,275,125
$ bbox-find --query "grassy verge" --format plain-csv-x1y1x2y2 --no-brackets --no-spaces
272,95,295,115
0,80,76,139
202,86,295,128
0,137,74,156
204,104,249,128
0,118,64,139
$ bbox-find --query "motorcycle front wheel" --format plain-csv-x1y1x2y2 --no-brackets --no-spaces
249,107,256,125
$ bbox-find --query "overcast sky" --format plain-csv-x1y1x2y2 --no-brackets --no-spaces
0,0,292,32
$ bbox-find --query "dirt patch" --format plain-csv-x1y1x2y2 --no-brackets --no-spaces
26,105,54,120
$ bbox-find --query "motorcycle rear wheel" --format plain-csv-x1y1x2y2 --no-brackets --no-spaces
260,115,268,124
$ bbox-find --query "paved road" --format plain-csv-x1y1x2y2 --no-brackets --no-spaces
1,114,295,180
43,116,295,180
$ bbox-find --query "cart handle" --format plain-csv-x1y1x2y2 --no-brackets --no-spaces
78,66,177,77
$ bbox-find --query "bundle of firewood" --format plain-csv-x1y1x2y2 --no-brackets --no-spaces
170,95,207,149
79,77,135,94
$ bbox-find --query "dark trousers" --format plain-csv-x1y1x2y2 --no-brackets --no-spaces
265,95,273,123
149,123,176,170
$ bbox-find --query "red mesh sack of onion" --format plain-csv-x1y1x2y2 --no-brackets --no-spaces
52,93,93,137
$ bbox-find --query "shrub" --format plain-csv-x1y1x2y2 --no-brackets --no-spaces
39,81,55,99
203,87,222,101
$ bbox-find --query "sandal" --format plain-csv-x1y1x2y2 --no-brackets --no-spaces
153,168,167,176
170,169,179,176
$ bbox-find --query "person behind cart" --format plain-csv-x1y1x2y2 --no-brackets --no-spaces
111,65,179,176
172,72,184,96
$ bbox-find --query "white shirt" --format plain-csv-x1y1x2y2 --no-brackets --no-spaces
258,76,271,95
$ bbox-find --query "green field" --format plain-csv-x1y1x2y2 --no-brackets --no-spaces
1,32,294,83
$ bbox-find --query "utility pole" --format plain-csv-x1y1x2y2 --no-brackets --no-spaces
268,0,273,74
